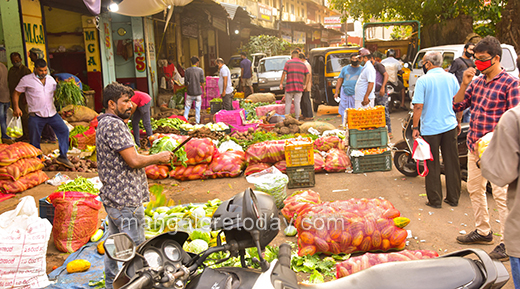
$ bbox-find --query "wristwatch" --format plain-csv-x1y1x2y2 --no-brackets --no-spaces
412,127,419,131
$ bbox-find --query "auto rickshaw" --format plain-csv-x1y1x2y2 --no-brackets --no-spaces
309,46,361,112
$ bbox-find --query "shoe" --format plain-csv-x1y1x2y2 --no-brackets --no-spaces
56,156,74,169
488,243,509,262
400,106,408,111
425,201,441,209
456,229,494,245
1,138,14,145
443,199,458,207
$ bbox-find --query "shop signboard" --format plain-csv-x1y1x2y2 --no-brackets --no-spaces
293,31,306,44
258,3,274,21
83,28,101,72
281,27,292,43
134,39,146,73
324,16,342,30
20,0,46,71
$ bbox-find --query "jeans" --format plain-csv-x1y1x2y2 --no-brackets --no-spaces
184,95,202,123
285,92,302,119
0,102,10,139
301,91,313,118
375,92,392,133
104,206,146,289
131,101,153,145
28,113,69,158
223,94,233,110
511,256,520,289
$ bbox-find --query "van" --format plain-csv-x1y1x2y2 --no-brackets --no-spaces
226,53,267,89
256,55,291,94
408,44,519,99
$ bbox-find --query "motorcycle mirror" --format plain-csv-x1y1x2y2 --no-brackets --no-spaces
242,188,262,230
103,233,136,262
404,63,410,69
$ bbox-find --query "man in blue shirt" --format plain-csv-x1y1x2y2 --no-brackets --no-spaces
240,52,253,96
334,54,362,124
412,51,461,209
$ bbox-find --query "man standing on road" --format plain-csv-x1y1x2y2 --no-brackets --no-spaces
450,43,476,123
240,52,253,96
354,48,376,108
280,50,310,120
184,56,206,123
8,53,32,141
334,54,362,125
412,51,461,209
480,56,520,288
453,36,520,261
217,58,234,110
381,49,406,110
130,90,153,146
0,62,11,143
299,52,313,120
372,57,391,138
97,82,173,289
12,59,73,169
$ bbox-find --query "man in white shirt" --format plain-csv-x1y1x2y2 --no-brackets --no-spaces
381,49,406,110
216,58,234,110
354,48,376,108
12,59,73,168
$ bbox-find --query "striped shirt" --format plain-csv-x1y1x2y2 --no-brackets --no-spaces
283,58,308,93
453,69,520,152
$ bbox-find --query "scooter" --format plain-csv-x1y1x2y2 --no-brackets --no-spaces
104,188,509,289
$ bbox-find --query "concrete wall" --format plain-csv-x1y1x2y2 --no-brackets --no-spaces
0,0,25,68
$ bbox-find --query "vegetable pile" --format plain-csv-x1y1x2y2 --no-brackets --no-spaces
55,176,99,195
272,115,302,135
149,136,188,167
43,155,97,172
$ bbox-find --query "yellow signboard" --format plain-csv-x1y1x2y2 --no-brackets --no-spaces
21,0,47,71
82,16,101,72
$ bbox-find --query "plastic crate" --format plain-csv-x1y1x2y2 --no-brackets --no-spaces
39,197,54,225
206,76,219,88
351,150,392,173
286,165,315,189
349,127,388,149
215,109,245,127
285,138,314,167
347,106,386,130
231,123,259,133
210,102,222,114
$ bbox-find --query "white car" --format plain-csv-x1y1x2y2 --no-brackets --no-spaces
408,44,519,99
226,53,267,89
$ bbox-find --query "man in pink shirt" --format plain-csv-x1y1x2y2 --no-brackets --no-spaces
12,59,73,168
130,90,153,146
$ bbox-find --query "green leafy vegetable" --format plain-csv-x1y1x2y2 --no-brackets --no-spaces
309,270,324,284
88,273,105,288
54,79,85,110
149,136,188,167
69,125,90,148
55,177,99,195
240,101,274,120
210,98,223,103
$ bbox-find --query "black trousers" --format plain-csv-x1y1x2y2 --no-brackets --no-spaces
422,127,461,206
301,91,313,118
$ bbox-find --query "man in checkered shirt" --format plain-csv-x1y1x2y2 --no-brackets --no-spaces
453,36,520,261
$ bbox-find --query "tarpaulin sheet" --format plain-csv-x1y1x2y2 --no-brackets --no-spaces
45,232,108,289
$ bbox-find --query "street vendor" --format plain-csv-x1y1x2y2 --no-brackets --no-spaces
130,90,153,146
97,82,172,289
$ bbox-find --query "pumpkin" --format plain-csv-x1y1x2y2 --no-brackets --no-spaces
393,217,411,229
66,259,91,273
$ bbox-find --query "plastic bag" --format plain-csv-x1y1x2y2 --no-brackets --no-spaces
336,250,439,278
478,132,493,158
71,126,96,150
246,140,287,163
324,148,351,172
218,140,244,153
295,199,407,256
145,165,170,180
281,190,321,221
244,163,271,176
246,166,289,209
274,160,287,173
170,164,207,181
314,152,325,173
6,117,23,138
0,142,42,166
314,135,341,152
205,151,246,178
0,170,49,194
0,157,44,180
0,196,53,288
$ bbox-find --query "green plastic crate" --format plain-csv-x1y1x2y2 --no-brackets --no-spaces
351,151,392,173
349,127,388,149
286,165,315,189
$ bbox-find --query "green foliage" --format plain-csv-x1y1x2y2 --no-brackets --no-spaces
55,80,85,110
169,87,186,110
390,26,413,40
472,0,505,37
240,101,274,120
82,83,91,91
149,136,188,167
241,35,291,56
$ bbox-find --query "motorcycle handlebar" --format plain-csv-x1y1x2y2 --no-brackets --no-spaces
278,243,291,267
125,274,152,289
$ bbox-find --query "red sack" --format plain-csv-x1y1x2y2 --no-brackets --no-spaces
72,126,96,150
90,117,98,129
295,199,407,256
170,164,207,181
244,163,271,176
246,140,287,163
0,170,49,194
324,148,351,172
281,190,321,221
336,250,439,278
174,138,216,166
205,151,246,178
314,152,325,173
314,135,341,152
0,142,42,166
49,191,102,253
145,165,169,180
274,160,287,173
0,157,44,180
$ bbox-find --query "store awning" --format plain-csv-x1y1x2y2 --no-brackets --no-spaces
115,0,193,17
220,2,247,20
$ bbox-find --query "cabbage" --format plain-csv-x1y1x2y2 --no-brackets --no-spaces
185,239,209,254
190,229,211,243
284,225,297,237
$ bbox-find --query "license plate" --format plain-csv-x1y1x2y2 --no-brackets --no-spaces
270,86,279,91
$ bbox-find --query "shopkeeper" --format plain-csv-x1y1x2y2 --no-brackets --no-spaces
130,90,153,146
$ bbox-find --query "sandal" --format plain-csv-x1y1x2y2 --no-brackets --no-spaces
425,201,441,209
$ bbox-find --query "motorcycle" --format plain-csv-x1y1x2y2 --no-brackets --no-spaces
104,188,509,289
393,110,469,180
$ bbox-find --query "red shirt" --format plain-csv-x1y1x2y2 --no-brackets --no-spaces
131,91,152,107
283,58,308,93
163,63,176,78
453,70,520,151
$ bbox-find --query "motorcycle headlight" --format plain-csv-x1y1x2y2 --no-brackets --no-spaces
331,80,337,87
231,73,239,79
259,78,267,84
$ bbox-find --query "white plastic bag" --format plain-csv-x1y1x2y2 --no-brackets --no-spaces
412,137,433,177
0,196,52,288
6,116,23,139
218,140,244,153
246,166,289,209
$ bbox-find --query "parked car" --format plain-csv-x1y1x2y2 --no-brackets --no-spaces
251,53,267,86
408,44,519,100
227,55,242,88
256,55,291,94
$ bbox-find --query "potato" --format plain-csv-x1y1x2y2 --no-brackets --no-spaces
280,127,290,135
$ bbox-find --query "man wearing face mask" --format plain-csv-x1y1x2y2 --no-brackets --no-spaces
7,52,31,141
354,48,376,108
12,59,73,168
453,36,520,262
334,54,363,125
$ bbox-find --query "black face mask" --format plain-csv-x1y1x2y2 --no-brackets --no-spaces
465,51,474,58
422,62,429,74
351,61,359,66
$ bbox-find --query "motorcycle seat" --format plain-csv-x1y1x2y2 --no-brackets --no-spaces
299,257,484,289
